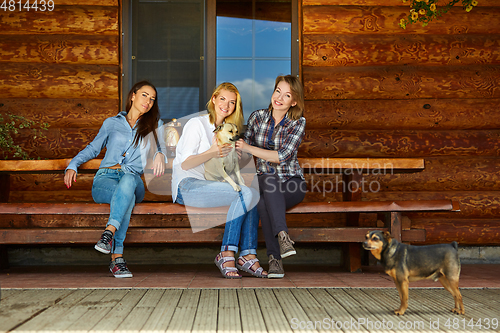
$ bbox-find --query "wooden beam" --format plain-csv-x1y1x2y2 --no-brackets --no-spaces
0,200,458,215
0,227,426,244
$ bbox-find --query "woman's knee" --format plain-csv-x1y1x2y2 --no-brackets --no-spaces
241,186,260,208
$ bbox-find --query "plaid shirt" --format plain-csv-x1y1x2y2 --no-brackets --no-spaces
244,109,306,182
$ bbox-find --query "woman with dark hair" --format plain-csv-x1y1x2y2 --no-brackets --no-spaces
236,75,306,278
64,81,166,278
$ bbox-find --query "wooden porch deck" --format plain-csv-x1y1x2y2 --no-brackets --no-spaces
1,288,499,332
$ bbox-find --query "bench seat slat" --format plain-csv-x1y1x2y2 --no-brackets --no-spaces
0,200,459,215
0,228,426,244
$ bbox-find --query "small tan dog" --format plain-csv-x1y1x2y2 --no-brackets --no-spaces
205,123,245,192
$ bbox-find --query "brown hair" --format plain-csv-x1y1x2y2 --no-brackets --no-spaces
206,82,244,133
268,75,305,121
125,81,160,147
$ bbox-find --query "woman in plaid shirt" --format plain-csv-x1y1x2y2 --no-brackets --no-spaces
236,75,306,278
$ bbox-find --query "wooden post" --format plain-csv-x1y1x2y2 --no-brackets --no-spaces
390,211,402,242
342,172,363,272
0,174,9,269
0,174,9,203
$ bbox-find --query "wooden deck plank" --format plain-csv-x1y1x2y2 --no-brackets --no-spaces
33,289,114,331
462,289,500,311
0,289,18,301
66,289,129,332
290,289,341,332
1,288,499,333
419,289,500,326
192,289,217,333
406,289,473,332
167,289,200,332
308,288,369,332
217,289,241,333
273,289,316,333
255,289,293,333
353,289,424,332
237,289,267,332
13,289,93,331
89,289,146,331
1,289,73,333
140,289,182,332
116,289,166,332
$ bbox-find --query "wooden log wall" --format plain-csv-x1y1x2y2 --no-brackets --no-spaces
300,0,500,245
0,0,120,159
0,1,120,206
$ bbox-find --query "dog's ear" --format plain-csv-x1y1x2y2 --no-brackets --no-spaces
213,124,223,133
383,231,393,242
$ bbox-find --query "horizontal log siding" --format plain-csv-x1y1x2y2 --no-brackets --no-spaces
0,3,120,161
302,1,500,245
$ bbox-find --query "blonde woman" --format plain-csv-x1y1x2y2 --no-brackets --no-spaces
172,82,267,279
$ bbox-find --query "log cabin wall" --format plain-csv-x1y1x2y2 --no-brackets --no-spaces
300,0,500,245
0,0,124,202
1,0,499,247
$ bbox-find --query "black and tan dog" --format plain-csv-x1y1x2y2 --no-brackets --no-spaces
363,230,465,315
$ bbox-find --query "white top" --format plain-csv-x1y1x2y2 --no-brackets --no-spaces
171,114,215,201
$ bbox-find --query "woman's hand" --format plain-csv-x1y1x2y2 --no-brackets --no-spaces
235,139,249,153
64,169,77,188
152,153,166,177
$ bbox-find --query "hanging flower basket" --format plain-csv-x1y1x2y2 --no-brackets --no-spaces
399,0,478,28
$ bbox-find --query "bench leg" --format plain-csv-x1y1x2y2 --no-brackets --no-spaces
342,172,363,272
390,212,402,242
343,243,362,272
0,174,10,203
0,245,9,270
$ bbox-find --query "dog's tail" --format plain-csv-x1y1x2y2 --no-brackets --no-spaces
451,241,458,250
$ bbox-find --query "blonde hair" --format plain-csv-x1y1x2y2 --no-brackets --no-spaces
207,82,244,133
268,75,305,121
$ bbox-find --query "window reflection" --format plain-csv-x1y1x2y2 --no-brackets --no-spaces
216,0,292,119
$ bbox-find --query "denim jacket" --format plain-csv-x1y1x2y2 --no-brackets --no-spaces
66,111,166,176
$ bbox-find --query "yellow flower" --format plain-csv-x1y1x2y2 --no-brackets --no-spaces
419,9,426,15
472,0,478,5
430,4,436,11
410,8,415,13
466,5,473,11
411,12,419,20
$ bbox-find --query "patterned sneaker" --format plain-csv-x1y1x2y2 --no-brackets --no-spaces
109,257,133,278
278,230,296,258
95,230,113,254
267,254,284,279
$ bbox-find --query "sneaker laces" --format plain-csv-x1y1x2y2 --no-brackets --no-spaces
268,255,282,272
100,230,113,244
279,231,295,245
114,258,129,272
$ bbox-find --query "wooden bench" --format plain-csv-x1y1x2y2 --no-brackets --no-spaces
0,158,460,271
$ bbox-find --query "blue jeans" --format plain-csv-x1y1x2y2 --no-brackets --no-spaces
176,177,260,256
92,168,145,255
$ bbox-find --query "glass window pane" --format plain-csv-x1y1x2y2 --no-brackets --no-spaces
217,17,253,58
255,20,291,58
216,0,292,121
132,0,204,120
